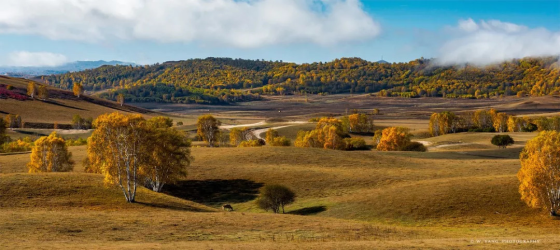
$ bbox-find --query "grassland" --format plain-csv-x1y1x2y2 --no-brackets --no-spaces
0,76,153,124
2,87,560,248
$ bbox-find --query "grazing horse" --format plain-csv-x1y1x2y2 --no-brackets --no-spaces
222,204,234,211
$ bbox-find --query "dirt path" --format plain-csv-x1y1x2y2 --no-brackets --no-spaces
220,121,266,129
220,121,308,139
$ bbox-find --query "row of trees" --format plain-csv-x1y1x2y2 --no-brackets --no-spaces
429,109,560,137
41,57,560,103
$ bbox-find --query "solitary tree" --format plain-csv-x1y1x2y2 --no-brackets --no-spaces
73,83,84,98
116,93,125,106
256,184,296,214
197,115,220,147
143,116,192,192
27,132,74,172
27,82,36,99
86,112,148,202
0,116,8,144
491,135,515,148
37,85,49,100
518,131,560,217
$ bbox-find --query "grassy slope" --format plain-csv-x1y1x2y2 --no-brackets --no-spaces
1,134,560,248
0,76,152,124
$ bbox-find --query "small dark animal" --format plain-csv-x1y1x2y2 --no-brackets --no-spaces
222,204,234,211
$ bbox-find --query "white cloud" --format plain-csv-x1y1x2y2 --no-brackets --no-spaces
0,0,381,48
7,51,68,67
437,18,560,65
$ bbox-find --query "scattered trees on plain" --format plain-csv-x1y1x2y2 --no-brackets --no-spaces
518,131,560,217
197,115,220,147
27,132,74,173
491,135,515,148
256,184,296,214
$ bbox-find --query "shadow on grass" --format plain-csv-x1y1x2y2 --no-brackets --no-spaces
288,206,327,215
163,179,263,206
135,201,210,212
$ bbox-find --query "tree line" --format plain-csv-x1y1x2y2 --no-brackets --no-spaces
429,109,560,137
40,56,560,104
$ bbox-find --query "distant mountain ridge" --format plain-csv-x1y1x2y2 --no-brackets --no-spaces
0,60,135,77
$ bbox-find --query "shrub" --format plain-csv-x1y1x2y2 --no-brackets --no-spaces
27,132,74,172
343,137,367,150
402,142,427,152
270,136,291,146
1,137,33,153
256,184,296,214
239,139,265,147
522,123,538,132
491,135,515,148
66,137,88,146
176,121,184,126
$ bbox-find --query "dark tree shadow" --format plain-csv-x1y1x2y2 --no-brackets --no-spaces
162,179,263,206
42,99,86,111
288,206,327,215
135,201,210,212
14,130,48,137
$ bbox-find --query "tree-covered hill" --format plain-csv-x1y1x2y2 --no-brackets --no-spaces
40,56,560,104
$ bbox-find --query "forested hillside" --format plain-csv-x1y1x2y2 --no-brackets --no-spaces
40,56,560,104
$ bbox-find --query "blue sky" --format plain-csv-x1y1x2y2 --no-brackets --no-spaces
0,0,558,66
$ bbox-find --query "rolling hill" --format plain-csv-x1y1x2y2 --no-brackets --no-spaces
0,76,152,125
38,56,560,104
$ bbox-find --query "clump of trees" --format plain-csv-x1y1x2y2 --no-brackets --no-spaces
5,114,22,129
491,135,515,148
256,184,296,214
85,113,192,202
27,132,74,172
376,127,426,152
266,128,291,146
518,131,560,217
295,117,374,150
229,127,253,146
341,113,375,134
295,118,346,150
197,115,221,147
